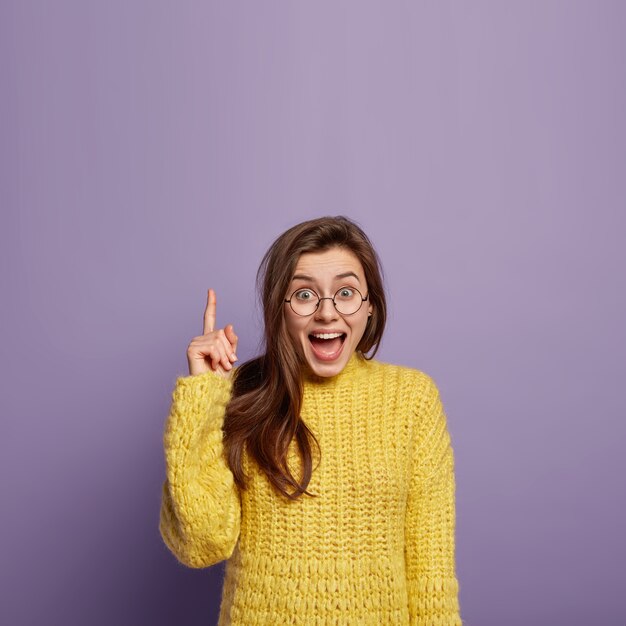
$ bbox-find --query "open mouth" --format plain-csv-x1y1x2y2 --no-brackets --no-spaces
308,332,347,359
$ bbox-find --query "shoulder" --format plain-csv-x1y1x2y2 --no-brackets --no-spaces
363,359,447,441
365,357,440,402
365,359,447,434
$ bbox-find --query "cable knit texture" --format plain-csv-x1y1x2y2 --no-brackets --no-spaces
159,351,462,625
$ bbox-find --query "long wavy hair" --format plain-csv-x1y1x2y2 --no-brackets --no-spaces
222,216,387,500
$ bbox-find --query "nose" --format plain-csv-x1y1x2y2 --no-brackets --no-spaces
314,297,338,321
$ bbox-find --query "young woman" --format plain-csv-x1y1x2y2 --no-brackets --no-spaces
159,216,462,625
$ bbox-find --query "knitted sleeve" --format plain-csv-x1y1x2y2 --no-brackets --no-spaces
158,369,241,569
405,374,462,625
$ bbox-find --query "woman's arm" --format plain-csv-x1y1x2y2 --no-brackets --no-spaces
405,374,462,625
159,369,241,568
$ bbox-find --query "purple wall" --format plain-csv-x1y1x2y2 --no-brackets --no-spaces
2,2,625,625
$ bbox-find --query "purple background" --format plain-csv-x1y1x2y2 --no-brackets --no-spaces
2,2,625,625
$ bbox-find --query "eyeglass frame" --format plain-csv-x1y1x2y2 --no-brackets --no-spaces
284,286,370,317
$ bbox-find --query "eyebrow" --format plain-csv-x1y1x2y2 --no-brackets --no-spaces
291,272,361,284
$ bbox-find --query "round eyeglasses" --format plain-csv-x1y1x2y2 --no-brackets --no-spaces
284,286,369,317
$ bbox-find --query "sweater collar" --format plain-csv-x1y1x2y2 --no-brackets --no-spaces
302,350,369,387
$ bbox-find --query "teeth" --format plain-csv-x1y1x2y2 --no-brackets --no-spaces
311,332,344,340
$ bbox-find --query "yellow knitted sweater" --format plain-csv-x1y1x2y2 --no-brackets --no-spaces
159,351,462,625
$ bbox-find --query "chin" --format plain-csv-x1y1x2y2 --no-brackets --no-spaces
306,361,344,378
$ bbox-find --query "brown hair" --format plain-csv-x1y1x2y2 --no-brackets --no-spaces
222,216,387,500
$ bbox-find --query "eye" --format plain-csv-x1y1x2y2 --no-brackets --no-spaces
294,289,316,301
337,287,355,298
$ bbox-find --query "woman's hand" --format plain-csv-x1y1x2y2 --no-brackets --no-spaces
186,288,239,378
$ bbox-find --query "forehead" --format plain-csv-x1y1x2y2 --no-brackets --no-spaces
292,247,365,278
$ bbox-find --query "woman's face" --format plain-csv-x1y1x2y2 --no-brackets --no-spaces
284,246,374,379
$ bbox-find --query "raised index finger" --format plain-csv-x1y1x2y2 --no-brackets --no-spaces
203,288,217,334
